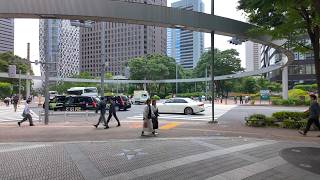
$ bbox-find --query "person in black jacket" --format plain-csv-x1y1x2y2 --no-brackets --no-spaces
94,97,107,128
299,94,320,136
105,97,121,129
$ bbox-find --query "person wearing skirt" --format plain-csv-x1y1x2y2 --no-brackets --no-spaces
141,99,156,136
151,99,159,134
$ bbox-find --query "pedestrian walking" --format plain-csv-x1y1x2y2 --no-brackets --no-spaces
105,97,121,129
17,99,34,127
12,94,19,112
239,95,243,104
234,96,237,104
141,99,156,136
151,99,159,134
4,97,10,106
299,94,320,136
94,97,108,128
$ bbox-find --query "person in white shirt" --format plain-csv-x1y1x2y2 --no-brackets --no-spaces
18,99,34,126
141,99,156,136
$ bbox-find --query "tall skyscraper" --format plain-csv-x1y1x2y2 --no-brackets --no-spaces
167,0,204,69
245,42,261,71
80,0,167,77
0,19,14,53
39,19,80,78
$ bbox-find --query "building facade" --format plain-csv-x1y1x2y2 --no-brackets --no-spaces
80,0,167,77
0,19,14,53
39,19,80,78
260,44,316,88
167,0,204,69
245,42,261,71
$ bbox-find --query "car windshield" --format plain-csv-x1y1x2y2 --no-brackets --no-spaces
55,96,66,103
68,90,83,95
84,88,97,93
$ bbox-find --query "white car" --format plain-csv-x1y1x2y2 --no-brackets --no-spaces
157,98,205,115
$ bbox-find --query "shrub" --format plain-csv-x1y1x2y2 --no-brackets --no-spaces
280,119,308,129
0,82,12,98
272,98,309,106
288,89,308,99
246,114,267,127
151,95,160,100
272,111,308,122
293,84,317,92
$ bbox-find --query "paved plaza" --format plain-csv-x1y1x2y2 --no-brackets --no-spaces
0,137,319,180
0,104,319,179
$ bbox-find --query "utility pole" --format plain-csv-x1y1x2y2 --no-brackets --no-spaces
26,43,31,99
100,22,106,97
205,67,208,99
210,0,216,123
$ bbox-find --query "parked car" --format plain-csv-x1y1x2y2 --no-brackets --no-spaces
104,95,131,111
157,98,205,115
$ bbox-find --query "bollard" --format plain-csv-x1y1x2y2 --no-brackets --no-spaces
85,110,88,121
38,110,41,123
64,111,67,122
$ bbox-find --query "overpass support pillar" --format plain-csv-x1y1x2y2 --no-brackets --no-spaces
282,66,288,100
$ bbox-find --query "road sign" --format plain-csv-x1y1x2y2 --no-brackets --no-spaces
260,90,270,100
8,65,16,78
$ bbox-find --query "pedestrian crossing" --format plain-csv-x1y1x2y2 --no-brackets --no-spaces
127,114,216,121
0,106,39,122
127,104,237,122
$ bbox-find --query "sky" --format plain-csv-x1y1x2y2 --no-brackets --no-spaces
14,0,247,76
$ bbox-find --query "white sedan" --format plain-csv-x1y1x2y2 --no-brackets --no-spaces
157,98,205,115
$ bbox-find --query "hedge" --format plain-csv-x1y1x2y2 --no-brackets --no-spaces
246,111,308,129
165,92,205,99
272,98,310,106
272,111,308,122
293,84,317,92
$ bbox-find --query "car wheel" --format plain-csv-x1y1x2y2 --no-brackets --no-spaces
184,107,193,115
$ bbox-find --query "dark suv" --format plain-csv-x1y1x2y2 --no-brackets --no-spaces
104,95,131,111
63,96,100,111
44,96,100,111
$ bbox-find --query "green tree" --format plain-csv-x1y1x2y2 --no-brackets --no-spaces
0,52,33,95
243,77,257,93
238,0,320,96
195,49,243,96
0,82,12,98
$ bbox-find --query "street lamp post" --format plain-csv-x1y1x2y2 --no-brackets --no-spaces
210,0,216,123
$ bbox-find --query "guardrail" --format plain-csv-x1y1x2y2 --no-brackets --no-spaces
38,110,98,122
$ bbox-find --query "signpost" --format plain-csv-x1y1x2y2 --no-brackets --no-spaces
260,90,271,104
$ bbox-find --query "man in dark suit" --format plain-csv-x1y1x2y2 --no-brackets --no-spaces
105,97,121,129
94,97,107,128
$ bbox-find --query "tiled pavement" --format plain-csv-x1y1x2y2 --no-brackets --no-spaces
0,137,319,180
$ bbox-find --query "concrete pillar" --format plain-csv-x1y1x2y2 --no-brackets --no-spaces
282,66,288,100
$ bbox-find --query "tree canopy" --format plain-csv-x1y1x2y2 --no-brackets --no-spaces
194,48,243,77
238,0,320,96
128,54,180,80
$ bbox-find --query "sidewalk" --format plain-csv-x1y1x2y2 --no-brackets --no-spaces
0,135,319,180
